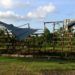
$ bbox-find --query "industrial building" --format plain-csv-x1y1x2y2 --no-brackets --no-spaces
0,19,75,58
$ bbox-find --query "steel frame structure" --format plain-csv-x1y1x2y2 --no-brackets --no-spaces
0,20,75,58
43,20,75,57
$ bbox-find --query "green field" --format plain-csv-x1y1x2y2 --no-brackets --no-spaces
0,56,75,75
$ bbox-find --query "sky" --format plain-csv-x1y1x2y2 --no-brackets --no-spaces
0,0,75,29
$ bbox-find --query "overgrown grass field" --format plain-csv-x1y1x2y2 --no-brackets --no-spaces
0,56,75,75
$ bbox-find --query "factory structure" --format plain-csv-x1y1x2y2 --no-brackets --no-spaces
0,19,75,58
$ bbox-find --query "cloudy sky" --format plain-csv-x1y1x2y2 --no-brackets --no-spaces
0,0,75,28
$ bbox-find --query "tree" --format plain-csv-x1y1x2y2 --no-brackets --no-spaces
43,27,51,42
42,27,53,47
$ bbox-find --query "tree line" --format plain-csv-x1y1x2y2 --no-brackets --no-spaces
0,26,75,54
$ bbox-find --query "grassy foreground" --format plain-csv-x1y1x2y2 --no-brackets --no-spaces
0,56,75,75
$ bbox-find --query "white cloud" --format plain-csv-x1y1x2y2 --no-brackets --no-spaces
0,11,26,21
0,0,13,8
0,0,31,9
0,3,56,21
27,3,55,19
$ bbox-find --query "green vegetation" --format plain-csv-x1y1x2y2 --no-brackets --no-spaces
0,25,75,54
0,56,75,75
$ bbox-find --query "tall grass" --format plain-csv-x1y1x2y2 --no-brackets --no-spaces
0,56,75,75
